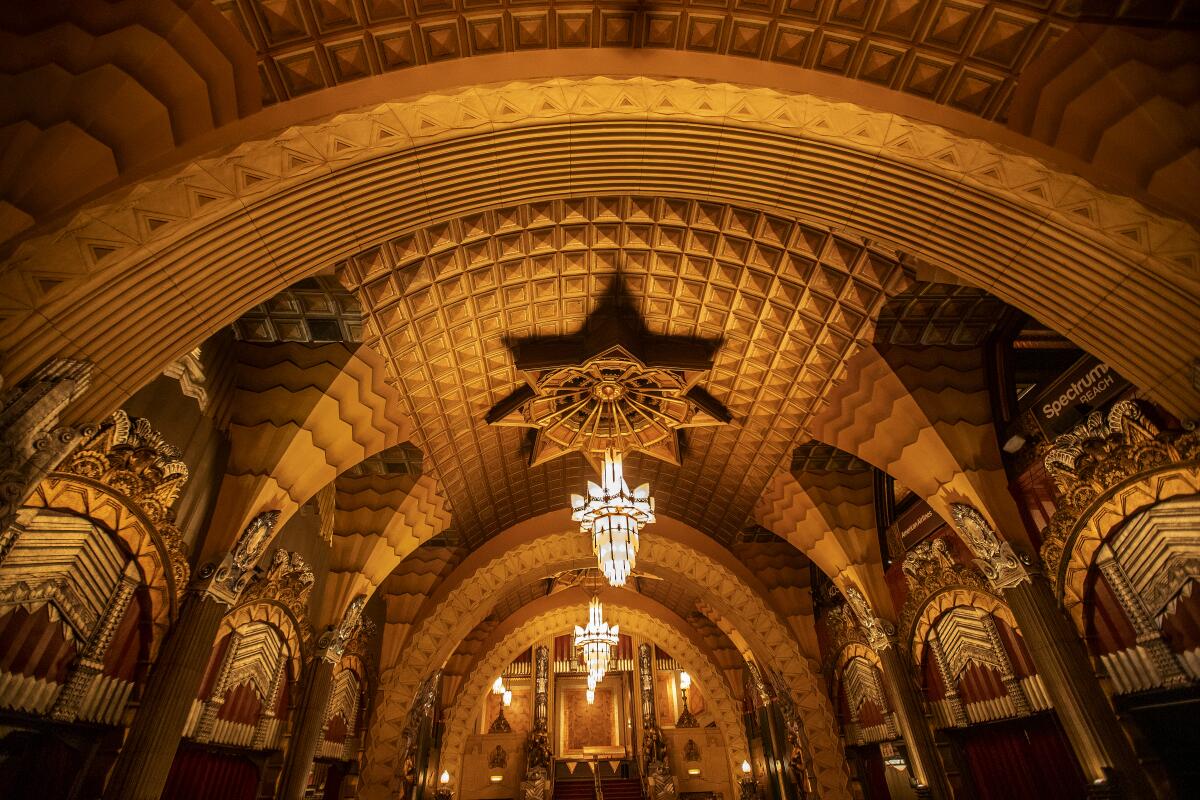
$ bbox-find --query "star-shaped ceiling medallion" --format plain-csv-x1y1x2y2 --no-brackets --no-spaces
485,282,731,470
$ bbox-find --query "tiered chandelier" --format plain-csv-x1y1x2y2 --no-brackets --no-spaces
573,595,619,693
571,449,656,587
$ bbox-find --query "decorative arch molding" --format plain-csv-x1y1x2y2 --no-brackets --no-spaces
908,587,1017,669
25,475,179,656
220,600,307,684
1039,404,1200,625
370,521,845,794
435,603,755,800
1056,464,1200,627
4,77,1197,423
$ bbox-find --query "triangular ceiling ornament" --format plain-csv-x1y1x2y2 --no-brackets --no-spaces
484,275,732,471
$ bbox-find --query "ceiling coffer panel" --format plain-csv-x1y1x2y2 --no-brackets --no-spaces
339,195,911,546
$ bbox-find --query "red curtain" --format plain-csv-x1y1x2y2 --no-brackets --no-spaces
162,745,259,800
960,714,1085,800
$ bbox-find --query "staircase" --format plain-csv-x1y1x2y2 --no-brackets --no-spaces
553,779,597,800
600,778,644,800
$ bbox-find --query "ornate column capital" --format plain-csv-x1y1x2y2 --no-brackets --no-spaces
197,510,281,606
843,584,897,652
318,593,369,662
950,504,1032,592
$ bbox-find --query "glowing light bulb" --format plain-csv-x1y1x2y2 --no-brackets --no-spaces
742,761,751,775
586,688,595,704
503,689,513,707
492,677,505,695
679,671,691,690
440,771,451,785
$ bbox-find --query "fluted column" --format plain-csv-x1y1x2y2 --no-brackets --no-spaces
101,510,281,800
101,589,229,800
876,642,953,800
842,585,951,800
277,655,336,800
278,593,367,800
952,504,1153,798
50,569,139,722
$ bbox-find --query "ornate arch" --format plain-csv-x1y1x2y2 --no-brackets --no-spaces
25,476,181,656
1039,403,1200,626
6,78,1197,424
436,604,752,799
369,525,846,797
220,600,307,685
909,588,1018,669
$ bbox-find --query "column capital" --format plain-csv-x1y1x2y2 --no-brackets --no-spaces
843,584,897,652
317,592,369,662
196,510,281,605
951,503,1033,591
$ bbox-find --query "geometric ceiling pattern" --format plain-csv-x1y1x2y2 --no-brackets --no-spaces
232,274,363,343
338,195,911,545
213,0,1081,121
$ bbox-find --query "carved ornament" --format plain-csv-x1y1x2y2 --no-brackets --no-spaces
207,510,281,605
319,593,370,662
950,504,1031,591
1039,401,1200,588
239,549,316,648
898,537,991,643
842,585,895,652
489,744,508,769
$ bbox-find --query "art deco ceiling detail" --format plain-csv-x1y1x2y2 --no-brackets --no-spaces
486,289,730,468
338,195,912,545
214,0,1083,123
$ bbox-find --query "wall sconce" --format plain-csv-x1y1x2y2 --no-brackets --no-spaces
435,770,453,800
490,775,504,783
687,768,701,776
739,760,759,800
741,761,751,776
677,671,698,727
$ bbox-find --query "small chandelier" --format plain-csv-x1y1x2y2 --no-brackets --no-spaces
571,449,655,587
574,596,619,687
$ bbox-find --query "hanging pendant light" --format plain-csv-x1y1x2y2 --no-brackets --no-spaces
571,449,655,587
573,595,619,686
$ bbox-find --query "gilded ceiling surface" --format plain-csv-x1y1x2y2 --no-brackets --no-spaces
337,195,911,545
216,0,1085,121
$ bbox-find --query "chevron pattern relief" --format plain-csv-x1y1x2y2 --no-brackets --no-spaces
806,345,1026,543
219,599,306,682
910,587,1016,669
199,342,413,562
755,470,892,616
27,479,177,658
317,473,451,627
3,78,1196,428
0,0,260,245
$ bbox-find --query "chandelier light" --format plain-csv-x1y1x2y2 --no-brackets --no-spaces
573,595,619,686
571,449,655,587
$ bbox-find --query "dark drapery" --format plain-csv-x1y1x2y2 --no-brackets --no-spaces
959,714,1085,800
161,744,259,800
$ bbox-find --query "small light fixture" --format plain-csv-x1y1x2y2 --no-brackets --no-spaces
586,688,596,704
492,677,505,695
677,671,698,728
741,761,751,775
687,768,701,776
503,689,513,707
490,775,504,783
440,771,451,785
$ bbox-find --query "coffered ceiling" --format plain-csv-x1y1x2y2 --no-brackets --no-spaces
337,194,912,546
214,0,1089,121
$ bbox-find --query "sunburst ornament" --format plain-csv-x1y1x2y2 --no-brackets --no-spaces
571,449,655,586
